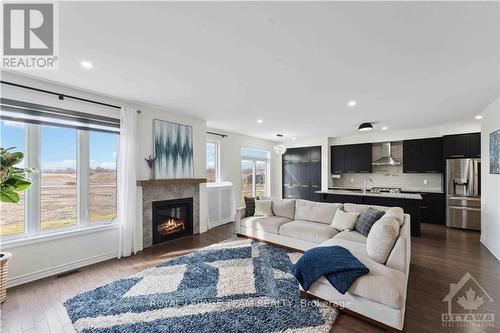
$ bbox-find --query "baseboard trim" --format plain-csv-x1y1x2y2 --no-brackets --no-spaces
6,251,118,288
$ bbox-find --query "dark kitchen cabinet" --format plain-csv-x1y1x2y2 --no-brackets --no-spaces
443,133,480,158
331,143,372,174
282,146,321,201
403,137,443,173
421,193,445,225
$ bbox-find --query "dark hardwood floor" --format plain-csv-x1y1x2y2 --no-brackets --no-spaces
1,223,499,333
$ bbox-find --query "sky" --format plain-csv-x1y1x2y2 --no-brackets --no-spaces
1,120,117,171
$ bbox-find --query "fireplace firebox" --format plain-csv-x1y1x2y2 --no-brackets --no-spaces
152,198,193,245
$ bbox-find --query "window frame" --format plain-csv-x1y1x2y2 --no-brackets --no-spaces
240,148,270,199
0,122,118,242
206,140,220,184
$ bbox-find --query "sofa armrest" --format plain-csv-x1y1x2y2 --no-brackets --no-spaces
234,207,246,234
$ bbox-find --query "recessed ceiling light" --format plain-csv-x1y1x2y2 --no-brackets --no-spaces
381,126,388,131
80,60,93,69
257,119,263,124
348,100,357,107
291,137,296,141
358,122,373,132
475,115,483,120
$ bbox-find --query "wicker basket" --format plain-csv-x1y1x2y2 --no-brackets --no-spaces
0,252,11,303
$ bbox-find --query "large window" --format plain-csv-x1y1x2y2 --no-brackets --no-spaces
89,132,117,223
206,141,219,183
41,126,78,230
0,102,119,239
240,148,269,200
0,120,26,236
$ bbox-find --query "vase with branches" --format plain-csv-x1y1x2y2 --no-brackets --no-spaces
144,155,157,180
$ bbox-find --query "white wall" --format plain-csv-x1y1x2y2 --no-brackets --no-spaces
0,72,209,286
480,97,500,260
208,129,281,206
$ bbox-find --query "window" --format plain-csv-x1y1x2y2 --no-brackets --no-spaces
206,141,219,183
89,131,117,223
0,100,119,240
41,126,78,230
0,120,26,236
240,148,269,200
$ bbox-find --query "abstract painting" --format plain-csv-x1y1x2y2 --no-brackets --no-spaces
490,129,500,174
154,120,193,179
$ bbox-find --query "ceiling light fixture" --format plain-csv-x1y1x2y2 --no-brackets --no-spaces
273,144,286,155
291,137,296,141
381,126,388,131
358,122,373,132
80,60,93,69
475,115,483,120
348,100,357,107
257,119,263,124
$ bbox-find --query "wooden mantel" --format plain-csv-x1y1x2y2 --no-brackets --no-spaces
137,178,208,186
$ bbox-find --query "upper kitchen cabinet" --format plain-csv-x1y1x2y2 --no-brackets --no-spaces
331,143,372,173
403,137,443,173
443,133,481,158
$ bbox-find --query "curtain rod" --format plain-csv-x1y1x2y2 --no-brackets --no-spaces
207,131,228,138
1,80,122,110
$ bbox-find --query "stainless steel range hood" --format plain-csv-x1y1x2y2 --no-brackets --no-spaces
372,142,401,166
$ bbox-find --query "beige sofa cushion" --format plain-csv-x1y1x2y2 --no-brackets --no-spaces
334,230,367,244
254,200,273,216
331,209,360,231
383,207,405,226
279,220,339,243
271,198,296,219
240,216,292,234
318,237,406,309
295,199,342,225
366,217,400,263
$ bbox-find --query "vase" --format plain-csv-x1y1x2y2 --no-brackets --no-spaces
0,252,11,303
149,168,155,180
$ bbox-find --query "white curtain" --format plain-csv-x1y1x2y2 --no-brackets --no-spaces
117,107,139,258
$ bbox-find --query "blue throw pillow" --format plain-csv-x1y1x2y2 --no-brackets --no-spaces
355,207,385,237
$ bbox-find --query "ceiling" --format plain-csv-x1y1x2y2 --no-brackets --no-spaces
12,1,500,141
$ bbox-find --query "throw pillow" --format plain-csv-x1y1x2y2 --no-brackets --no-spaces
366,216,400,264
244,196,258,217
254,200,273,217
331,209,360,231
384,207,405,226
355,207,385,237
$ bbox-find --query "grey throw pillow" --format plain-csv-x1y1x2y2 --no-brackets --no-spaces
355,207,385,237
244,196,259,217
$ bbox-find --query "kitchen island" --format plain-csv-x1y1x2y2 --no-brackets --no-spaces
316,189,423,236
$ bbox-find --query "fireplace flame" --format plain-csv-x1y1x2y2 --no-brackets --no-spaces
160,218,185,235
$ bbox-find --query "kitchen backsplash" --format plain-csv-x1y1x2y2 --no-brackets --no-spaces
330,141,443,192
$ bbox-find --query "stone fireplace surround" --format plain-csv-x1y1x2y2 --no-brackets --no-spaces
140,180,205,248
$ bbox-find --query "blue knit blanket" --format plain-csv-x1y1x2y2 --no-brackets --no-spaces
292,246,369,294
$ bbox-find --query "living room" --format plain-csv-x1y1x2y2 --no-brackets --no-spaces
0,1,499,333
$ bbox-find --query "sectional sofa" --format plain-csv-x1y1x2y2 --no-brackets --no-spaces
235,198,411,332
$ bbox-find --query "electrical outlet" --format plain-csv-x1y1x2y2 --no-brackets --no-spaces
423,179,428,185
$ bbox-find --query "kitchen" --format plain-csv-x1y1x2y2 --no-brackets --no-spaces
282,133,481,237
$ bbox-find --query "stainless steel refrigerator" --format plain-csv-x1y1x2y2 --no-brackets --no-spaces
445,158,481,230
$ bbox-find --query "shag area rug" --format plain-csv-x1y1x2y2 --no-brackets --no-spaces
64,238,337,332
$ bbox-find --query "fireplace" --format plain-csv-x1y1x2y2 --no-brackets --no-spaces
152,198,193,245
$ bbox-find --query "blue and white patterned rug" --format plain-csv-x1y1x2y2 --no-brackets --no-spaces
64,238,337,332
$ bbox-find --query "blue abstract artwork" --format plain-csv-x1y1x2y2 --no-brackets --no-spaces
154,120,193,179
490,129,500,174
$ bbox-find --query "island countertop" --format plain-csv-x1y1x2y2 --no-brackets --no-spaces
316,189,423,200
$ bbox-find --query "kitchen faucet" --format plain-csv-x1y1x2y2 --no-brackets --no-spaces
363,178,373,194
